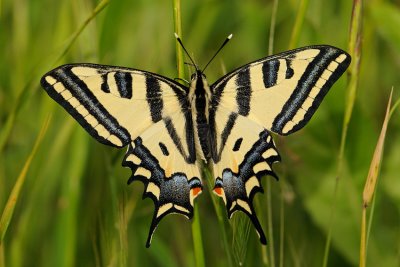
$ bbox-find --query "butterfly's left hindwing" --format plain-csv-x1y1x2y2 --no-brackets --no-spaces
211,108,281,243
41,64,202,247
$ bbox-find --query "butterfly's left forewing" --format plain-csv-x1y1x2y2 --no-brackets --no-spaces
212,45,351,135
41,64,202,247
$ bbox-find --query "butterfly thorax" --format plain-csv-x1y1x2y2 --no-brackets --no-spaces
189,71,212,161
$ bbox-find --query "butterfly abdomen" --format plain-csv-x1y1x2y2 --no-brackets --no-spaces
190,71,212,161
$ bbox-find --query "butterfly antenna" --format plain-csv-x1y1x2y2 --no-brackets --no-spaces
174,33,198,71
202,33,233,73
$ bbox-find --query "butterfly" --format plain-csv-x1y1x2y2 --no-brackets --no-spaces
41,34,351,247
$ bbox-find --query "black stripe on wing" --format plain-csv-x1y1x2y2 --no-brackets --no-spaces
209,112,238,162
271,46,351,134
262,58,280,88
115,71,133,98
236,68,251,116
41,65,131,147
146,75,164,122
164,116,196,163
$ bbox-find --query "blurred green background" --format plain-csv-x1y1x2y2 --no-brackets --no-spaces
1,0,400,266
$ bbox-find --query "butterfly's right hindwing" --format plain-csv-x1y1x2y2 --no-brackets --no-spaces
41,64,202,247
122,117,202,247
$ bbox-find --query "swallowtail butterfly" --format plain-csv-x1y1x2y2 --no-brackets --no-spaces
41,34,351,247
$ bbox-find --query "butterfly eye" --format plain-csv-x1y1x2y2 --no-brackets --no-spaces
190,73,196,80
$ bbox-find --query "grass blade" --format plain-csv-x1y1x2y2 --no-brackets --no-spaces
266,179,276,267
232,214,251,265
323,1,363,266
0,242,3,267
288,0,309,49
279,182,285,267
268,0,279,55
360,89,395,267
0,116,50,243
54,0,110,65
0,0,109,155
192,203,205,267
266,1,280,266
172,1,205,266
172,0,185,81
204,167,234,266
362,90,393,207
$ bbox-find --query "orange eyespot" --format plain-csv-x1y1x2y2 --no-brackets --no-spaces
191,187,202,197
213,187,223,196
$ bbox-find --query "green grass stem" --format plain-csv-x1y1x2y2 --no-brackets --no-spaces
288,0,309,49
360,90,393,266
266,1,279,266
172,0,185,80
268,0,279,55
172,1,205,266
204,167,234,266
323,1,363,266
0,116,50,243
0,0,109,155
54,0,109,65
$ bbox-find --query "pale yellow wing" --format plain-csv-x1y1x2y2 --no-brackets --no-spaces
41,64,202,247
211,45,351,135
41,63,187,147
210,106,280,243
209,45,351,243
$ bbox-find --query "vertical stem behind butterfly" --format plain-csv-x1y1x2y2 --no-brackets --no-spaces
172,1,205,267
173,0,186,83
323,0,363,266
265,1,280,267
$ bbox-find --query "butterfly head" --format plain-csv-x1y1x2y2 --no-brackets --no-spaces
189,70,211,100
190,70,206,81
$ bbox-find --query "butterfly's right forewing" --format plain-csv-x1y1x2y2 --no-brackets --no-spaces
41,63,187,147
